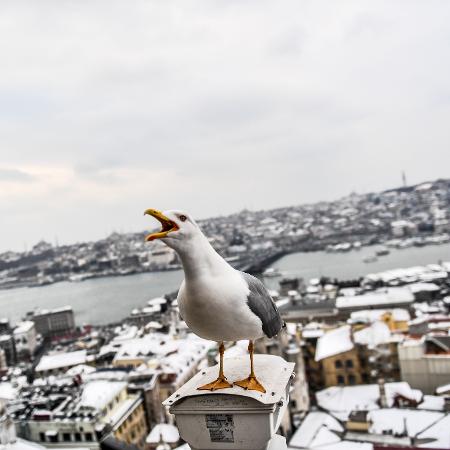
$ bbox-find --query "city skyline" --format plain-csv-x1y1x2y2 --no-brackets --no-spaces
1,1,450,252
2,174,446,254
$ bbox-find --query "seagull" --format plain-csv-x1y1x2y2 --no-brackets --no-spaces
144,208,284,393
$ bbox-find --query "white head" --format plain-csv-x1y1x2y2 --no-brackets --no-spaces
144,208,203,252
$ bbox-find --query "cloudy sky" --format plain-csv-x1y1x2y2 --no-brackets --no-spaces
1,1,449,252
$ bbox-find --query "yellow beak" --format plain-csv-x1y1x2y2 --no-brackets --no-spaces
144,209,179,241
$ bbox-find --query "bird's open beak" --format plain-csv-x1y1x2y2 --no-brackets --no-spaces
144,209,179,242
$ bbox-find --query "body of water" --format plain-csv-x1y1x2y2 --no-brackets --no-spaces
264,242,450,289
0,243,448,326
0,270,183,326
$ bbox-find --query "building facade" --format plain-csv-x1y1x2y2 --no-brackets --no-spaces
398,336,450,394
13,321,37,358
28,307,76,338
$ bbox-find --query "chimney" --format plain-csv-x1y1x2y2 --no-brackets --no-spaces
378,378,388,408
349,325,355,344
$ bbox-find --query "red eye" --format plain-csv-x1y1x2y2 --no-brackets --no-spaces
179,215,187,222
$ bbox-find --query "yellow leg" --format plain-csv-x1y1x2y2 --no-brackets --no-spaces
198,342,233,391
233,341,266,393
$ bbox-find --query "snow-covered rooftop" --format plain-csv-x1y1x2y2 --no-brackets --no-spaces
288,411,342,449
147,297,167,306
146,423,180,444
407,282,440,293
13,321,34,334
353,321,393,348
418,395,445,411
350,308,410,323
0,382,18,401
302,328,324,339
436,383,450,395
316,382,423,420
65,364,96,377
369,408,444,439
336,287,414,309
416,414,450,448
315,325,354,362
79,380,127,410
113,334,179,361
35,350,87,372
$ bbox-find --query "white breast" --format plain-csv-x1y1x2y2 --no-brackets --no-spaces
178,271,264,342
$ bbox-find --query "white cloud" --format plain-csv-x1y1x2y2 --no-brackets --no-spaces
0,0,449,250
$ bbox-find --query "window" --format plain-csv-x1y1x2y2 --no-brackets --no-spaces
74,432,82,442
337,375,345,385
39,433,46,442
85,433,93,442
346,359,354,368
348,375,356,385
63,433,71,442
48,434,59,443
334,360,343,369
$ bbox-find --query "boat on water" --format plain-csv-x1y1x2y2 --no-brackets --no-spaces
363,255,378,263
326,242,352,252
376,246,390,256
262,267,282,278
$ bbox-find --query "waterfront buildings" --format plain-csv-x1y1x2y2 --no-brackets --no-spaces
27,307,76,339
1,177,449,291
0,318,11,335
0,334,17,367
13,321,37,358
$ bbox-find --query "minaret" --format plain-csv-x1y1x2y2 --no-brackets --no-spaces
402,171,407,188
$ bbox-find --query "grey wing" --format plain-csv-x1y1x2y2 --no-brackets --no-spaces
241,271,284,338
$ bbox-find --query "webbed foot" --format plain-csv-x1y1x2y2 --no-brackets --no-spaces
197,376,233,391
234,375,266,393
